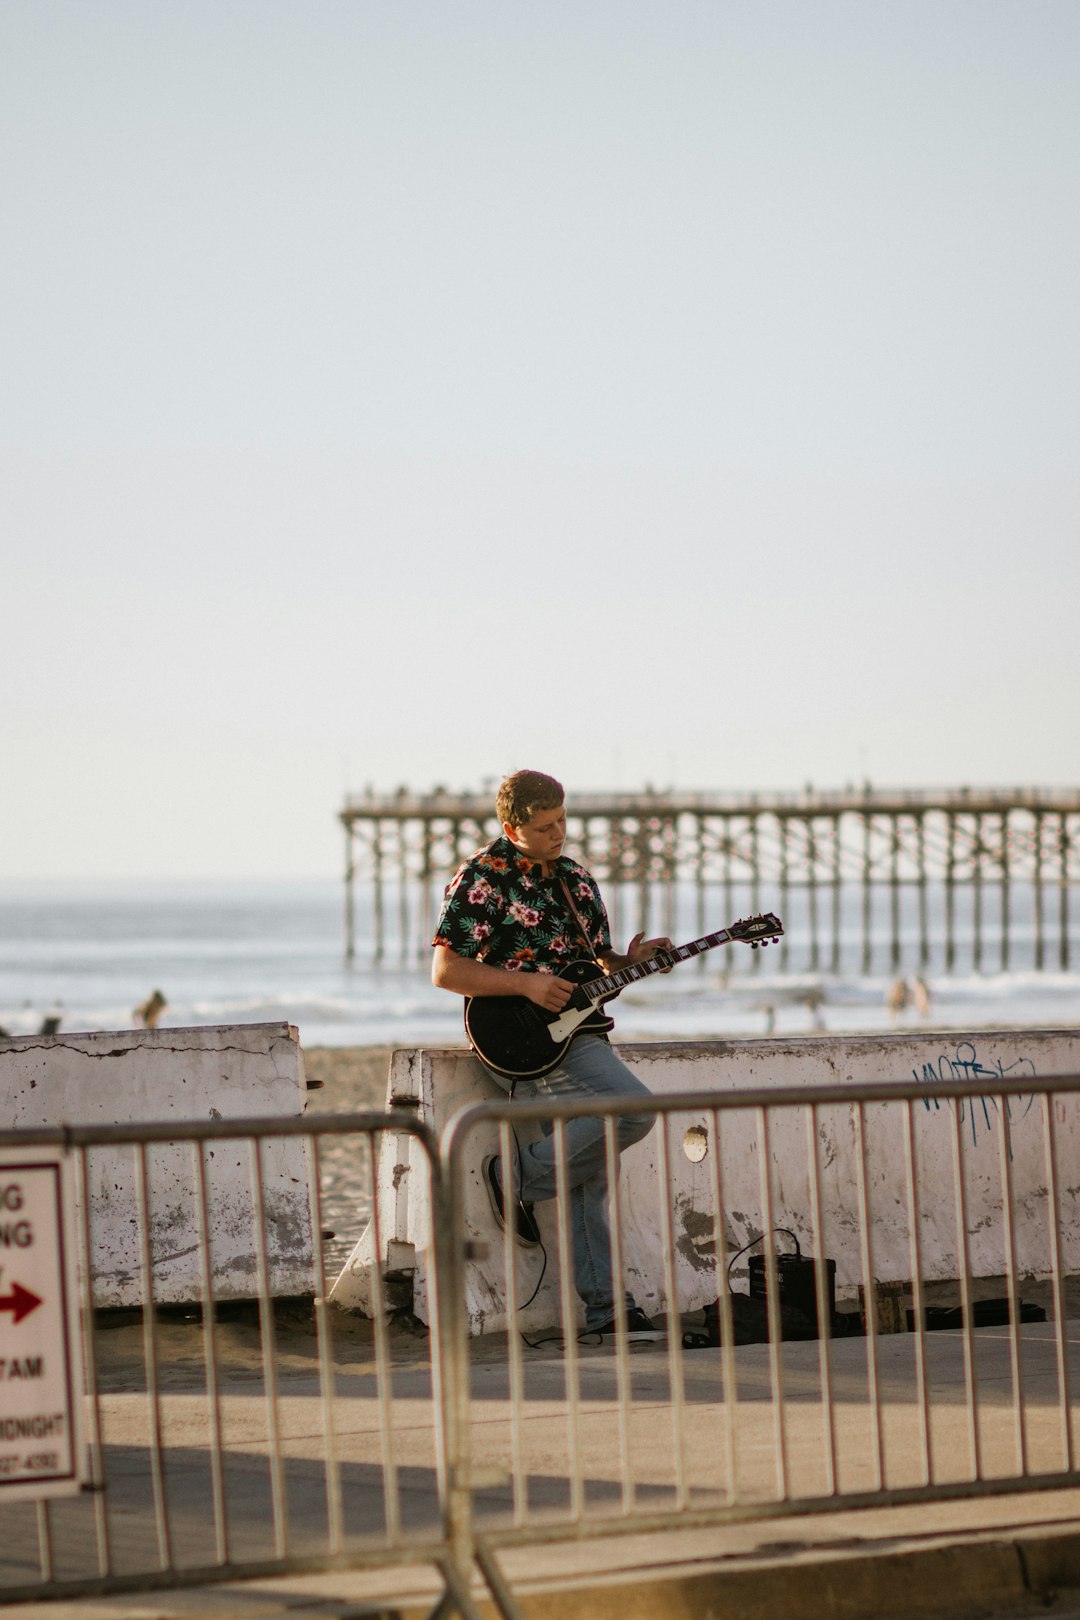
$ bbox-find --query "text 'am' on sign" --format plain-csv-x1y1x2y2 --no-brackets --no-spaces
0,1151,87,1500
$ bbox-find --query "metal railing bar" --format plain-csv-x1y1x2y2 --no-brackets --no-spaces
10,1069,1067,1161
439,1074,1080,1149
707,1106,739,1503
422,1141,451,1530
602,1117,634,1516
0,1109,440,1152
306,1132,344,1553
947,1101,981,1481
0,1542,478,1608
134,1141,173,1571
366,1129,401,1547
756,1105,788,1502
248,1137,288,1557
192,1141,229,1566
901,1098,932,1488
851,1101,884,1493
499,1121,527,1527
76,1143,112,1577
997,1105,1027,1476
1040,1094,1073,1472
34,1499,52,1585
472,1540,528,1620
805,1102,838,1498
461,1460,1080,1552
655,1112,689,1512
437,1112,476,1583
551,1122,583,1525
433,1553,496,1620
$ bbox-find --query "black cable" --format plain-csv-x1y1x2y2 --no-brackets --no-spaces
725,1227,802,1288
501,1115,557,1348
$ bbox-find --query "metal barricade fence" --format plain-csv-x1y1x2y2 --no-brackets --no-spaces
439,1071,1080,1604
5,1073,1080,1618
0,1111,485,1617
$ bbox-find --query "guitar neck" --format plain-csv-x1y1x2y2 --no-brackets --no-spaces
589,929,733,1000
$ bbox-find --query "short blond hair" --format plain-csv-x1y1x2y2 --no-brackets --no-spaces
496,770,564,830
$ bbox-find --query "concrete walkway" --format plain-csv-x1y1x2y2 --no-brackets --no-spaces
4,1314,1080,1618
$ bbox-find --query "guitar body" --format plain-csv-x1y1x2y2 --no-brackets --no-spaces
462,912,783,1082
464,959,617,1081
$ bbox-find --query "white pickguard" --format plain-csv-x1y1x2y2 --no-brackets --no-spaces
546,1002,596,1043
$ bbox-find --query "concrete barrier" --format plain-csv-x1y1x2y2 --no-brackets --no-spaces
0,1022,314,1306
330,1031,1080,1335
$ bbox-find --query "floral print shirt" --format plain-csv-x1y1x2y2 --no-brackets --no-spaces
432,835,611,974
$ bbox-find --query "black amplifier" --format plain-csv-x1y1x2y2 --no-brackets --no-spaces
748,1252,836,1336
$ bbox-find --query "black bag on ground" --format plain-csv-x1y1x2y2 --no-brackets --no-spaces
683,1290,819,1349
909,1297,1047,1331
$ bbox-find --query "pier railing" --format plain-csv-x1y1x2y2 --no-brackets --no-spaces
340,786,1080,973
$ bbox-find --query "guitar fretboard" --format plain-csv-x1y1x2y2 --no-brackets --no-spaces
587,930,733,1002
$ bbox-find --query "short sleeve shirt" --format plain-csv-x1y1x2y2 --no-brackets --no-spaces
432,835,611,974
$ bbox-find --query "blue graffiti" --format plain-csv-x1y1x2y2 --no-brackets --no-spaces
910,1042,1037,1149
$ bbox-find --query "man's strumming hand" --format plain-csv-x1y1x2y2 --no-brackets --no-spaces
520,973,575,1012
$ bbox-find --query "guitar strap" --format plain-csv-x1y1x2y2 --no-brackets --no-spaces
557,875,601,961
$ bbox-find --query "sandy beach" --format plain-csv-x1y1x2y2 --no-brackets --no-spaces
301,1044,395,1115
295,1046,400,1282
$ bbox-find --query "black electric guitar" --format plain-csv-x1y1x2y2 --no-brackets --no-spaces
464,912,784,1080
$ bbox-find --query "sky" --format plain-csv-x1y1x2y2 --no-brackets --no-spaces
3,1,1078,879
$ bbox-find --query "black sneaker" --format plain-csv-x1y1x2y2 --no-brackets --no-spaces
481,1155,541,1247
591,1304,663,1343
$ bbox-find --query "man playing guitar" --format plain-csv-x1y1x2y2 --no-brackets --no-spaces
431,769,672,1343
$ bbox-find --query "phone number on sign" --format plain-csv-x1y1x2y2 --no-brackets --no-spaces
0,1451,59,1475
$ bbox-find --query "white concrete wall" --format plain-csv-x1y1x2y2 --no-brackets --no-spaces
330,1031,1080,1336
0,1023,314,1306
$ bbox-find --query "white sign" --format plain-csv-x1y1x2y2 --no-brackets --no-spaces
0,1151,87,1500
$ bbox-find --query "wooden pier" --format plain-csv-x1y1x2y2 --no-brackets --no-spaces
340,785,1080,975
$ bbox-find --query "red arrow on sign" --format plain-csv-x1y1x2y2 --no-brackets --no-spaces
0,1282,43,1325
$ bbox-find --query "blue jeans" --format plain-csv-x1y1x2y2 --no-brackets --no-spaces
487,1036,655,1330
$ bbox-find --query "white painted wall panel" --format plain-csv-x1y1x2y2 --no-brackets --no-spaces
332,1031,1080,1337
0,1023,313,1306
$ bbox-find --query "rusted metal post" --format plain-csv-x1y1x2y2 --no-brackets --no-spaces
398,821,410,965
778,815,790,971
973,813,984,973
419,820,432,961
945,811,957,973
372,820,384,964
749,809,762,974
663,813,677,938
806,816,820,973
1034,810,1045,971
343,822,356,963
861,811,873,975
889,814,901,972
830,813,843,974
916,811,929,969
1060,813,1071,971
721,816,734,937
608,818,623,945
1000,810,1011,973
637,818,650,939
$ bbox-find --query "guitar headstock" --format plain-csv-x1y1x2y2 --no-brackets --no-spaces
730,913,784,949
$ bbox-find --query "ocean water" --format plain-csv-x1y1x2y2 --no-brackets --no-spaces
1,877,1079,1047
